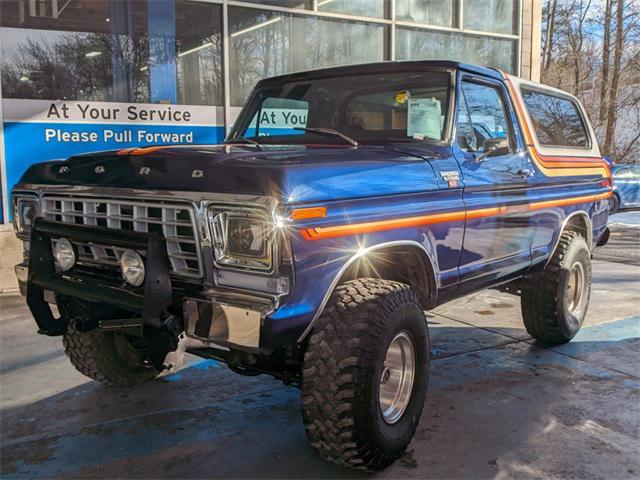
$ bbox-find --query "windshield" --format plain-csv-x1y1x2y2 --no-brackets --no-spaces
230,70,452,146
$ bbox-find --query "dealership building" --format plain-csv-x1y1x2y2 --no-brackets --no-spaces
0,0,540,291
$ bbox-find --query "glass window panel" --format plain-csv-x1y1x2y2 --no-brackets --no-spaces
396,27,516,73
0,0,222,105
317,0,388,19
252,1,310,8
229,7,387,106
395,0,456,27
521,89,589,148
463,0,517,34
175,2,223,106
234,70,451,144
0,0,149,102
459,81,512,152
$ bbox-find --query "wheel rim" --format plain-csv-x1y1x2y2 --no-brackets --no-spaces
610,196,619,213
379,331,416,425
567,261,586,315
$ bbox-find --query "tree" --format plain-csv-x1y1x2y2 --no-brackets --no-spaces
541,0,640,163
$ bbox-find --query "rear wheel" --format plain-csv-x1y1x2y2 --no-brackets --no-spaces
302,278,430,471
63,321,160,387
521,231,591,344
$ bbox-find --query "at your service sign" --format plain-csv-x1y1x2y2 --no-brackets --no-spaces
3,98,224,205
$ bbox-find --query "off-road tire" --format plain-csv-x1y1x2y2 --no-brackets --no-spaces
302,278,430,471
63,321,160,387
521,231,591,344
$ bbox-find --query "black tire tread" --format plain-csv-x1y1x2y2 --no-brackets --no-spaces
63,322,159,387
302,278,423,471
521,231,588,344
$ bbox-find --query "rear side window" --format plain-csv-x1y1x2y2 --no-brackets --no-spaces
521,89,589,148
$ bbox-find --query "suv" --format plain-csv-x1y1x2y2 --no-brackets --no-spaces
12,61,611,471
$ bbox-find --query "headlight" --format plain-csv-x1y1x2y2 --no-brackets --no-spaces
53,238,75,272
211,210,272,271
12,196,37,238
120,249,145,287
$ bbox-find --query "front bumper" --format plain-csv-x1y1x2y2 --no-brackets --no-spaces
15,264,28,297
20,218,269,349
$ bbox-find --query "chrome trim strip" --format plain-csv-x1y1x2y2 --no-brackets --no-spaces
296,240,438,343
13,183,277,208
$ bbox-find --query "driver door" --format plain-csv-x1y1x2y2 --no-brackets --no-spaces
454,76,537,290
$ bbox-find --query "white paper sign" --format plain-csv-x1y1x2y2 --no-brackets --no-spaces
407,98,441,140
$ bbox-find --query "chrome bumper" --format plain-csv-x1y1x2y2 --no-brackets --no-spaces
14,263,28,297
183,298,262,350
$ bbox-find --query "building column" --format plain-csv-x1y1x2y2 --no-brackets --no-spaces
520,0,542,81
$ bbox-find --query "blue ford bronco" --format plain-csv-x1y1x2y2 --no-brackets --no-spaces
12,61,612,470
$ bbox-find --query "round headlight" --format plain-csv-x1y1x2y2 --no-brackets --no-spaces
120,249,145,287
53,238,75,272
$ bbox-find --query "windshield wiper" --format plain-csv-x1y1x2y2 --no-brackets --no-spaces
294,128,358,147
225,137,260,146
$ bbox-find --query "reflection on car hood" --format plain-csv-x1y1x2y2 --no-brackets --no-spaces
18,144,443,203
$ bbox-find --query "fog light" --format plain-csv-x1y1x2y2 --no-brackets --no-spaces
120,249,145,287
53,238,75,272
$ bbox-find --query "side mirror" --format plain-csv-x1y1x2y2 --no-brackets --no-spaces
475,138,510,162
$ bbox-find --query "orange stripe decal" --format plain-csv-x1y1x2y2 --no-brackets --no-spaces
116,146,178,156
300,192,611,241
291,206,327,221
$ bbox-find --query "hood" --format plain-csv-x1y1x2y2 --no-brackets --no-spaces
18,144,443,203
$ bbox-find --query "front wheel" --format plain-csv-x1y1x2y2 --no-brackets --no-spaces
63,321,161,387
521,231,592,344
301,278,430,471
609,193,620,215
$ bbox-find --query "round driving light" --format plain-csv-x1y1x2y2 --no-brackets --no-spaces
120,249,145,287
53,238,75,272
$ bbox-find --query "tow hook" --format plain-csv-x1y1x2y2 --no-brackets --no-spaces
142,315,184,370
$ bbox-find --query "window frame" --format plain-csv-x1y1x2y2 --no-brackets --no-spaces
506,77,601,159
456,75,517,156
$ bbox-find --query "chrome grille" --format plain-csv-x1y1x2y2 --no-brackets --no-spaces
41,196,202,278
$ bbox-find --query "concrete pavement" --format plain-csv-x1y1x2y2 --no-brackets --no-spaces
1,244,639,478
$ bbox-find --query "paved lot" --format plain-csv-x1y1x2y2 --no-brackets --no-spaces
1,222,639,479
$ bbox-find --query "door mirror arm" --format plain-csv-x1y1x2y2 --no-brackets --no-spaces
474,138,510,163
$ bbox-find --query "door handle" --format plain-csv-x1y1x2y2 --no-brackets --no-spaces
517,169,534,178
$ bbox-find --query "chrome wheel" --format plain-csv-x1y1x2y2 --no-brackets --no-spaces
567,261,586,315
379,331,416,424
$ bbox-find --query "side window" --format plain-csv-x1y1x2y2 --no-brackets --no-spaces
458,81,512,154
616,168,632,178
521,89,589,148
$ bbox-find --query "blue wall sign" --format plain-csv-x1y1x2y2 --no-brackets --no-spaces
3,99,224,215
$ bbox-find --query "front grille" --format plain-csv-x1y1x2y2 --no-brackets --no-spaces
41,195,202,278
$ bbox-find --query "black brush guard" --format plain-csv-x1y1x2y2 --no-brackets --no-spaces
27,218,173,336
